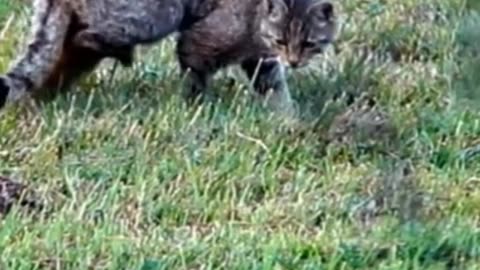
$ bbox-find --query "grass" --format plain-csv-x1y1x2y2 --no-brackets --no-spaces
1,0,480,269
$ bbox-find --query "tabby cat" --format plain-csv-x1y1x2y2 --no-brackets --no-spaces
0,0,337,116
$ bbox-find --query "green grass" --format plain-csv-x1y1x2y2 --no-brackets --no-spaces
1,0,480,269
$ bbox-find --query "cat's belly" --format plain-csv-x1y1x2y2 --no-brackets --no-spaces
181,27,275,58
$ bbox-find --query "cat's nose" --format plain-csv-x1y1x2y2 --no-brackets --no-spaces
287,55,300,68
288,59,300,68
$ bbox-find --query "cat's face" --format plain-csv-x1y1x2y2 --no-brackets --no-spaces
259,0,337,68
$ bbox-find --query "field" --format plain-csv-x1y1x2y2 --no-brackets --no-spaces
1,0,480,269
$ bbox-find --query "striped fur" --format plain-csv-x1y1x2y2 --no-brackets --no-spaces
0,0,337,117
0,0,215,107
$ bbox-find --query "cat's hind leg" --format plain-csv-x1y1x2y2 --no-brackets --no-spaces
0,0,72,108
32,43,105,103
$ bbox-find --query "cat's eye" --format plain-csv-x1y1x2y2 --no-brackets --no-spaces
318,38,330,45
302,41,316,48
275,39,287,46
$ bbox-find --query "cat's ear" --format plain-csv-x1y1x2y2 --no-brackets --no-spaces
263,0,288,20
309,1,335,21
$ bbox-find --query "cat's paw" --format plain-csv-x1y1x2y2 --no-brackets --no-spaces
0,76,10,109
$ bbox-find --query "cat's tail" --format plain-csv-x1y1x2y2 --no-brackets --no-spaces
0,0,72,108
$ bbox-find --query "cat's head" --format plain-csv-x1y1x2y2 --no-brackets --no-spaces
259,0,337,68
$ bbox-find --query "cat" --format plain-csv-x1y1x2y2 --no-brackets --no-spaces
0,0,337,116
0,0,216,104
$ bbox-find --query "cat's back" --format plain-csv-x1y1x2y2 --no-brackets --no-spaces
212,0,260,21
177,0,268,67
73,0,173,23
182,0,262,45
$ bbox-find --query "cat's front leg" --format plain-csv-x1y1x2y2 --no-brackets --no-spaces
241,57,298,118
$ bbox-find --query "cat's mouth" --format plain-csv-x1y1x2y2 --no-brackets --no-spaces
286,61,307,69
279,57,308,69
262,55,308,70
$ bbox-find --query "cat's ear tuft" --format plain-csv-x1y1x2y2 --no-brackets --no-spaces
318,2,334,21
264,0,288,18
308,0,335,21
